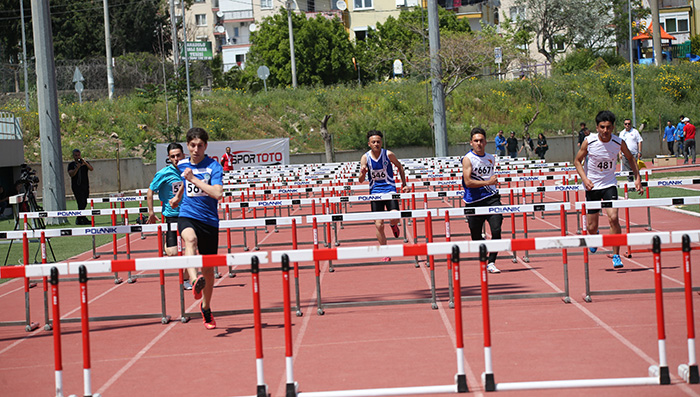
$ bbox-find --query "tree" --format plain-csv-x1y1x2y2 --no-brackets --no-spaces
247,10,355,87
355,7,471,81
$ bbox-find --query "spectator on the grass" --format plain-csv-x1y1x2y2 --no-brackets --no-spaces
663,120,675,156
535,133,548,159
494,130,506,157
683,117,696,164
506,131,519,159
67,149,93,225
676,116,686,158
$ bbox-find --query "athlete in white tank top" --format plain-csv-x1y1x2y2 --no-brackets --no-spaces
583,133,621,190
574,111,643,270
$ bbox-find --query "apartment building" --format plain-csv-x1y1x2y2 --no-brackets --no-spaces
176,0,504,71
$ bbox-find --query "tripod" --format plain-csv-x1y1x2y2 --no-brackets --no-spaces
2,185,56,266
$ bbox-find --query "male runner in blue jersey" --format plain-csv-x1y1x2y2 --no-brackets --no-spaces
146,143,192,289
171,128,224,329
462,127,503,273
358,130,411,261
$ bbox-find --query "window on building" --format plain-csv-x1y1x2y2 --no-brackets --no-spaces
261,0,273,9
194,0,205,3
354,0,372,10
195,14,207,26
509,6,525,20
233,27,239,37
661,14,689,33
236,54,245,64
196,35,208,42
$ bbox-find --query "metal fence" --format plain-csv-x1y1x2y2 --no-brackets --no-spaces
0,111,22,140
0,54,214,98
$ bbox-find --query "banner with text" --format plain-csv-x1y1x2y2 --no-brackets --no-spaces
156,138,290,171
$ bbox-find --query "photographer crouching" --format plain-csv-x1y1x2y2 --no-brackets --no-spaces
67,148,93,225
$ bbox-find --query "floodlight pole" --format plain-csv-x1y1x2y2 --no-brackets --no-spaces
181,0,194,128
628,0,637,127
103,0,115,100
286,0,298,88
19,0,30,111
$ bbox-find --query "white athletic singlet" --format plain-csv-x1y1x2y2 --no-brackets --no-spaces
584,133,621,190
462,150,497,204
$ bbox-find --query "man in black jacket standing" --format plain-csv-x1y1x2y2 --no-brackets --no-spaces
67,149,94,225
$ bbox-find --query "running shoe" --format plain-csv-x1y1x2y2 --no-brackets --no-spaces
382,257,392,262
200,304,216,330
391,224,400,238
192,275,205,300
486,263,501,274
589,246,597,253
183,280,192,290
612,254,623,269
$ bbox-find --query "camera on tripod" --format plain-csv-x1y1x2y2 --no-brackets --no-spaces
17,164,39,190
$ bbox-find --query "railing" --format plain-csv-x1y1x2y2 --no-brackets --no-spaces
0,111,22,140
672,40,692,59
221,9,254,21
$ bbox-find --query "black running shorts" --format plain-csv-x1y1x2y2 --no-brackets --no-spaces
371,199,400,212
584,185,618,214
177,217,219,255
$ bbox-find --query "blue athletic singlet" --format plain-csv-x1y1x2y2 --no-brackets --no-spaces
177,155,223,228
366,149,396,194
462,150,498,204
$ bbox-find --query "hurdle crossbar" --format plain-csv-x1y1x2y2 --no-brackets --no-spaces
478,235,671,392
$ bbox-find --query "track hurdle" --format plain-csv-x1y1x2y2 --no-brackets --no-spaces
278,247,468,397
576,197,700,301
0,231,40,331
478,235,672,392
676,232,700,384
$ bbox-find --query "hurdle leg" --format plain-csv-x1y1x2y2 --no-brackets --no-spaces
451,246,469,393
650,236,670,384
559,205,571,303
77,265,95,396
680,234,699,383
445,213,454,309
281,255,299,396
509,193,517,263
312,218,325,315
581,204,592,302
250,257,269,397
49,267,64,397
291,219,303,317
425,212,437,309
21,234,39,331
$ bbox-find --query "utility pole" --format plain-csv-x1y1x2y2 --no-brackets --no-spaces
19,0,30,111
628,0,637,127
103,0,115,100
286,0,298,88
426,0,447,157
31,0,67,224
650,0,662,65
169,0,180,124
181,0,194,128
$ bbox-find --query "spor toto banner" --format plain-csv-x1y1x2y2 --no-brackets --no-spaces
156,138,290,170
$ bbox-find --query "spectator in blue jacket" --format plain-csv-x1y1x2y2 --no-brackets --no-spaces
676,116,686,157
494,130,506,157
663,120,675,156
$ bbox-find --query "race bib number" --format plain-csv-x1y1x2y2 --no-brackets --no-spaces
371,169,387,180
473,166,492,176
186,177,209,197
596,161,613,171
171,181,183,196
